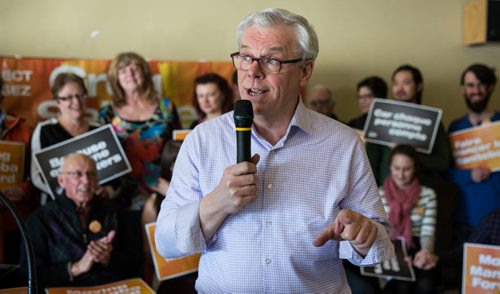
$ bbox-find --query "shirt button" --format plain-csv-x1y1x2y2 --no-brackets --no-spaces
267,183,273,189
266,221,272,226
265,258,272,264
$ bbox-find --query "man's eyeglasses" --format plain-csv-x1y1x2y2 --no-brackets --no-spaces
63,171,98,179
464,82,487,90
56,93,87,102
230,52,302,75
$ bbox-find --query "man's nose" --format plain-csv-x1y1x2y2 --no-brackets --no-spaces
471,84,482,93
80,174,90,183
248,60,264,79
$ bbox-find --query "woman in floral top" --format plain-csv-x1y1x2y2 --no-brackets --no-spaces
100,52,180,210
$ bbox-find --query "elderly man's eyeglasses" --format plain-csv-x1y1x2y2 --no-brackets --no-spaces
63,171,98,179
230,52,302,75
56,94,87,102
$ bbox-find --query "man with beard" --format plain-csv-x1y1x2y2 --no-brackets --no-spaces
448,63,500,243
366,65,452,191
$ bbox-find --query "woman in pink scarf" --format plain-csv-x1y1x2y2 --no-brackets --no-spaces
380,144,439,294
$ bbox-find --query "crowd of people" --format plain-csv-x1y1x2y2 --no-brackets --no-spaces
0,7,498,293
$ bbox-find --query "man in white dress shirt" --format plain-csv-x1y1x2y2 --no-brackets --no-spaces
156,8,394,293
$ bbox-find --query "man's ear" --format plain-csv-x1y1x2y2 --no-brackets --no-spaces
300,60,315,88
57,175,65,190
487,84,495,95
417,82,424,93
460,84,466,95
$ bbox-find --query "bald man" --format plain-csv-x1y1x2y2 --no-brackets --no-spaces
306,84,339,120
21,153,133,289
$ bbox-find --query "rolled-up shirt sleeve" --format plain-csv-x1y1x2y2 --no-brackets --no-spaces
340,221,394,266
338,138,395,266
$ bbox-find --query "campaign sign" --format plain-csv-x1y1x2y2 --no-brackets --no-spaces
462,243,500,293
33,124,131,198
449,122,500,172
173,129,191,141
364,99,442,154
146,222,200,281
45,278,154,293
0,141,24,189
361,239,415,281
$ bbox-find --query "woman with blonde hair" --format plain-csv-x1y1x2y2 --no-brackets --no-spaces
99,52,180,210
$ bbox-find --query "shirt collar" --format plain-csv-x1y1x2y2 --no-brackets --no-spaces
289,97,313,136
261,97,312,149
58,191,95,213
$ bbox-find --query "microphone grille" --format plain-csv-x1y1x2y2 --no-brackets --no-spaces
234,100,253,119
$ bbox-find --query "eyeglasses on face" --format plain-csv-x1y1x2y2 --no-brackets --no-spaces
62,170,98,179
118,63,142,75
464,82,487,90
358,94,374,100
230,52,302,75
56,93,87,102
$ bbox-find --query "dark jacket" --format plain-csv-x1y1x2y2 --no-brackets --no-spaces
20,194,137,291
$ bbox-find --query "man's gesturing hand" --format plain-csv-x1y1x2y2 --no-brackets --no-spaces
313,209,378,256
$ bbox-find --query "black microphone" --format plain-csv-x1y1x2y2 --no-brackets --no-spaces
233,100,254,163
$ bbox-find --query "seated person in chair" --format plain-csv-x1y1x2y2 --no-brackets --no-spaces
20,153,134,289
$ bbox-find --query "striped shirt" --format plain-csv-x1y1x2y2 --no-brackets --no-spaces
379,185,437,252
156,99,394,293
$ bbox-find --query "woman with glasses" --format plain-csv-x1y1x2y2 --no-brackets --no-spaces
190,73,234,129
348,76,387,131
30,73,101,204
99,52,180,210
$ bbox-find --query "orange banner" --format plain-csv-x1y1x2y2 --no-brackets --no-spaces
0,140,25,189
462,243,500,293
45,278,154,293
1,56,234,128
146,222,200,281
0,287,26,294
449,122,500,171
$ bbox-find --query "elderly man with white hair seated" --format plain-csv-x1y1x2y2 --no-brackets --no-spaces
20,153,134,289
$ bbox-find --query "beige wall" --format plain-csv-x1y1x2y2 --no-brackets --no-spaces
1,0,499,126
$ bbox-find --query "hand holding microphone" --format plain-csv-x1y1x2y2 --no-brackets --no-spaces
199,100,259,240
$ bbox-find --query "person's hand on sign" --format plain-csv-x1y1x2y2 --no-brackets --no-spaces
413,248,438,270
471,166,490,183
